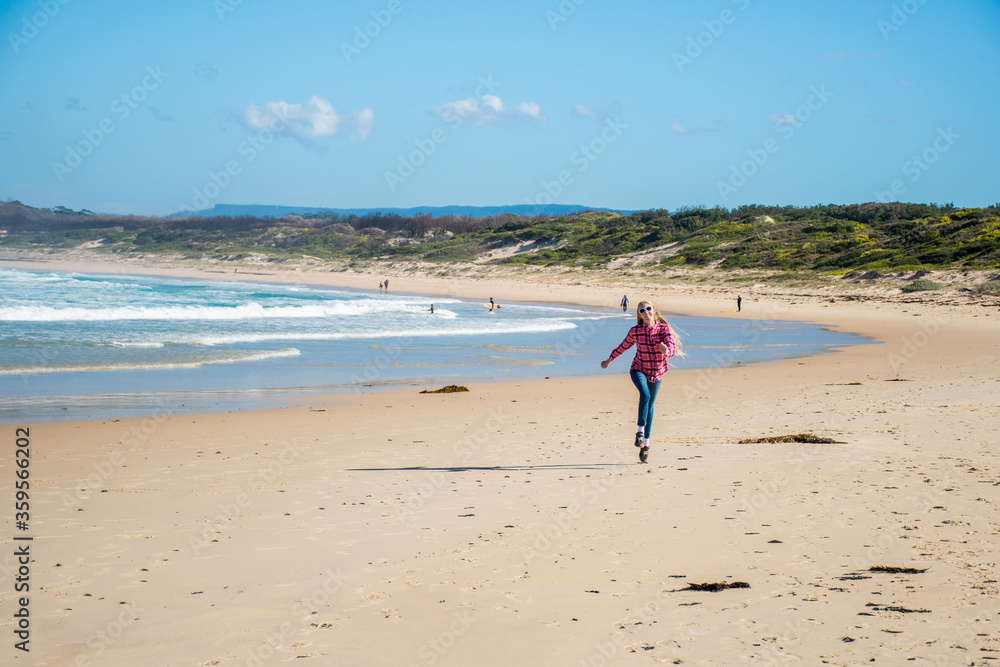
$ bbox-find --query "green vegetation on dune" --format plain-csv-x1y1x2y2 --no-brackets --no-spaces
3,200,1000,274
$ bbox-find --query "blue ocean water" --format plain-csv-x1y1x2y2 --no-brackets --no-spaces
0,268,873,421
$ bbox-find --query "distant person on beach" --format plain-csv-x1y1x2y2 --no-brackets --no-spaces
600,300,683,463
429,304,434,314
379,281,384,292
384,279,389,292
737,295,742,312
489,297,495,310
621,295,628,312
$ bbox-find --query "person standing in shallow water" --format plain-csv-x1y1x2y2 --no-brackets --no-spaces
600,301,683,463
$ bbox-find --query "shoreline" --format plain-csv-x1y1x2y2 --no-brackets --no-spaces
3,251,880,424
6,247,996,332
5,250,1000,664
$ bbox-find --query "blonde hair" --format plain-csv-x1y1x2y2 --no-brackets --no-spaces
636,301,685,358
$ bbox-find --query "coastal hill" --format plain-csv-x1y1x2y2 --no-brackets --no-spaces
170,203,630,219
2,200,998,290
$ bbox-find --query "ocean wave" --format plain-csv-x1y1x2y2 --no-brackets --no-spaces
0,347,301,374
0,268,75,282
177,320,579,345
110,341,167,348
0,299,451,322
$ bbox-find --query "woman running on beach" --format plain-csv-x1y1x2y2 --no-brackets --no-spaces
600,300,683,463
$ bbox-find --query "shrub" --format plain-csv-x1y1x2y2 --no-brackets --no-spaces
422,244,479,262
918,249,952,264
974,280,1000,295
901,278,944,293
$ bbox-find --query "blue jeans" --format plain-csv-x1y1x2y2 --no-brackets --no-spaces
629,369,661,438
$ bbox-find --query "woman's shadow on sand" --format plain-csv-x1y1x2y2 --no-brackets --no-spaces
347,463,633,472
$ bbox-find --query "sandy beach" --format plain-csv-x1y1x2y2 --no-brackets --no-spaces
2,251,999,665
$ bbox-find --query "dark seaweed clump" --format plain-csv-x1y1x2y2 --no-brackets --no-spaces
868,565,928,574
739,433,842,444
677,581,750,592
420,385,470,394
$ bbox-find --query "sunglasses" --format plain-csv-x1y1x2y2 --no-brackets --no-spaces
639,306,654,313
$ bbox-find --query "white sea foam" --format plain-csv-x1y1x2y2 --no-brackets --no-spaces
0,347,301,374
110,341,167,348
174,320,579,346
0,269,67,283
0,299,445,322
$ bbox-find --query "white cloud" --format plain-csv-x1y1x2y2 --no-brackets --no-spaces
671,118,691,135
513,101,543,120
771,113,797,126
572,102,623,124
481,95,504,113
243,95,374,142
432,95,546,126
195,62,219,81
148,106,174,122
670,116,723,135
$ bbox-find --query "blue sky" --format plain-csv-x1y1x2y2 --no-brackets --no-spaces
1,0,998,216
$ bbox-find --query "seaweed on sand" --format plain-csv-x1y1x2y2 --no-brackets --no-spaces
868,565,928,574
738,433,843,444
419,385,470,394
675,581,750,592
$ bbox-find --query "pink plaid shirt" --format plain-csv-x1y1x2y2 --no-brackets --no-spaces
608,323,677,383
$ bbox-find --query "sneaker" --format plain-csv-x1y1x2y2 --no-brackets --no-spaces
634,433,644,448
639,446,649,463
